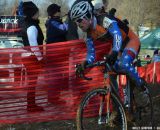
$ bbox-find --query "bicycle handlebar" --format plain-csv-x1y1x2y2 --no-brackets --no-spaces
75,59,112,81
86,61,105,68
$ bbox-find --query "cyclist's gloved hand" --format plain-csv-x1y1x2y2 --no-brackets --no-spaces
81,60,88,70
104,51,118,65
75,61,88,77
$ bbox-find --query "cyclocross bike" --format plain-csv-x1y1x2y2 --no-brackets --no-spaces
75,58,153,130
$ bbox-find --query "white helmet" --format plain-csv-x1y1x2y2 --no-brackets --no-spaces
70,0,93,22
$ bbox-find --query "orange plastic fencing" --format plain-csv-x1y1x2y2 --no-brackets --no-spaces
0,40,112,124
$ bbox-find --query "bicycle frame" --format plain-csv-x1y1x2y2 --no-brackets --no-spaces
125,77,135,113
80,61,125,123
103,62,136,114
80,60,121,96
100,63,125,123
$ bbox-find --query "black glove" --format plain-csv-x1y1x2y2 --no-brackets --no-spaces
75,61,88,77
104,51,118,65
81,60,88,70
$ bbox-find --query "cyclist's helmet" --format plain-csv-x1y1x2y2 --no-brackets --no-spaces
70,0,94,23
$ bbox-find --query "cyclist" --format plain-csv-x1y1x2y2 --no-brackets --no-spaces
70,0,149,105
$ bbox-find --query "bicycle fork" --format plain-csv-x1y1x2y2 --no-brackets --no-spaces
98,73,111,124
98,91,111,124
125,78,135,114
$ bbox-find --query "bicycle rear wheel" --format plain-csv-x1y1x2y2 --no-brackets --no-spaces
77,88,127,130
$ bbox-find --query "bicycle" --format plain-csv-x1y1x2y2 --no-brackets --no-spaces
75,58,153,130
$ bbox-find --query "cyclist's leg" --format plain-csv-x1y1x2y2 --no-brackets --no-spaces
114,48,144,89
114,48,149,106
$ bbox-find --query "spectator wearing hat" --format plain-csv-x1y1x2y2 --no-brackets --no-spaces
65,10,79,40
152,49,160,62
22,1,44,47
21,1,44,112
46,3,68,44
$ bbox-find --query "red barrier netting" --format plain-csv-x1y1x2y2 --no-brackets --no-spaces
118,62,160,87
0,39,112,124
0,39,159,124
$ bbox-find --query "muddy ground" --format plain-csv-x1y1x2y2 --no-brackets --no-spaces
0,83,159,130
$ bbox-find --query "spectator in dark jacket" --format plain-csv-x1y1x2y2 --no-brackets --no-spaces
21,1,44,112
65,10,79,40
152,49,160,62
46,4,68,44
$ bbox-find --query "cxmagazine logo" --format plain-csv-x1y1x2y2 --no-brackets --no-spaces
0,18,18,24
132,126,160,130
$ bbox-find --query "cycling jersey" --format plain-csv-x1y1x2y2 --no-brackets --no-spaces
86,16,122,63
86,16,143,87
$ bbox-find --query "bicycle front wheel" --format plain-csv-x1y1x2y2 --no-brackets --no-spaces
77,88,127,130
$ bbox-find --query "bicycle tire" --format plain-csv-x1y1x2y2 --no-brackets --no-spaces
76,88,128,130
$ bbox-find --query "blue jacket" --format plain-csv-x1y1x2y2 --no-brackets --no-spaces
46,17,68,44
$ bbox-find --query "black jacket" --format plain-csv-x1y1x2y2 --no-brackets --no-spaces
46,17,67,44
22,18,44,46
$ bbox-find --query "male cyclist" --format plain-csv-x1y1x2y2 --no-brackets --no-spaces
70,0,149,106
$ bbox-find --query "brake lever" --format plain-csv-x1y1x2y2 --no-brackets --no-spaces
75,64,92,81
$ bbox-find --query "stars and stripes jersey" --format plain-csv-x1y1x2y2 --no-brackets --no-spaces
89,16,140,52
88,17,126,52
85,16,140,64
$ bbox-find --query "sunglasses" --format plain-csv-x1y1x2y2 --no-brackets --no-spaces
75,13,92,23
75,18,83,23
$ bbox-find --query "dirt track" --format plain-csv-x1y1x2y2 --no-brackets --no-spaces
0,84,159,130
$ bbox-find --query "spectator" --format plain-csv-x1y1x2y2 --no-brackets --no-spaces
93,2,129,28
21,1,44,112
46,4,68,44
93,2,106,15
108,8,116,16
12,0,24,16
122,19,129,26
152,49,160,62
65,10,79,40
135,57,142,67
93,2,106,26
145,55,151,64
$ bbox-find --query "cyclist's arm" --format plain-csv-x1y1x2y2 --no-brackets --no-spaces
103,17,122,52
85,37,95,64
